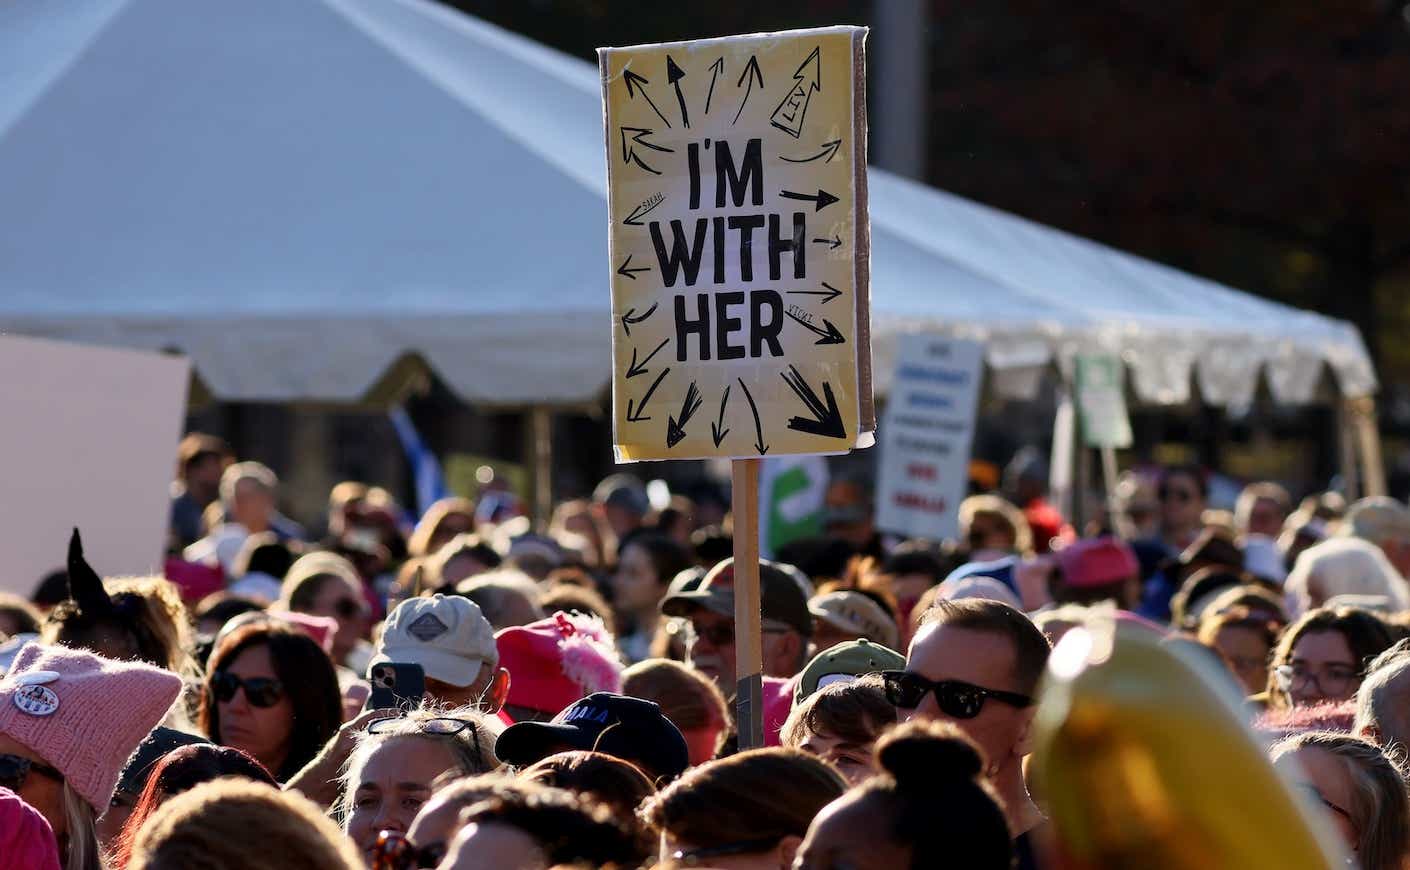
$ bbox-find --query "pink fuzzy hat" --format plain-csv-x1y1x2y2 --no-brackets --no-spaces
496,612,623,719
0,644,183,813
0,787,60,870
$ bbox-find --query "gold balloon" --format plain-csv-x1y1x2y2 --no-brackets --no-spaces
1029,620,1350,870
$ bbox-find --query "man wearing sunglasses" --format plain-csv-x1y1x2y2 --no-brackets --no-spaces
661,558,813,691
883,597,1050,868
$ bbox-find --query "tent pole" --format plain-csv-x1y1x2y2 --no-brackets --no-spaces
529,407,553,531
1337,400,1362,501
1049,376,1076,527
1350,396,1386,498
1100,446,1120,534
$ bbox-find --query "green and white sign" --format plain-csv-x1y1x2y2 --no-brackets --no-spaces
1076,354,1132,449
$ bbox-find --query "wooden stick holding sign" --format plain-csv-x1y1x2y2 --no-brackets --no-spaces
731,458,764,748
600,26,873,749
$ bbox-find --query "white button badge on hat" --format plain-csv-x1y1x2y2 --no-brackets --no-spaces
12,682,59,717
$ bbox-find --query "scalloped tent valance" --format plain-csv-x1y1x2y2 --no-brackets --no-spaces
0,0,1376,407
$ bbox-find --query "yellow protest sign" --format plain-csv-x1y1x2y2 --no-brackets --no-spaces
600,27,872,462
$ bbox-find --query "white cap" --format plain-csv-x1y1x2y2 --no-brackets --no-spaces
369,595,497,688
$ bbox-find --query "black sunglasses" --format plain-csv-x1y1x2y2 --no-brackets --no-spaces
0,753,64,793
333,597,366,620
880,671,1031,719
371,830,447,870
212,671,285,708
367,717,484,772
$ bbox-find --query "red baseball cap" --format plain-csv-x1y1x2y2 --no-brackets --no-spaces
1059,537,1139,589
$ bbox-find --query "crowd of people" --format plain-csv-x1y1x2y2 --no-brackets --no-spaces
2,432,1410,868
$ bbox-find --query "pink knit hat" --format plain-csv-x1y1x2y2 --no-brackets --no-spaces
0,644,183,813
496,612,623,719
0,787,60,870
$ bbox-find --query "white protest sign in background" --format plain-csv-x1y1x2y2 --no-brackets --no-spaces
0,335,189,595
1075,353,1133,449
875,336,983,541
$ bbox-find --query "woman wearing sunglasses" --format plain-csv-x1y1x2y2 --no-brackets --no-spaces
1270,731,1410,870
338,703,499,864
276,552,372,672
200,621,342,782
0,643,181,870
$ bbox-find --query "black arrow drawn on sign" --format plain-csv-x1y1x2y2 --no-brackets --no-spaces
617,255,652,283
780,139,842,164
620,127,673,175
623,69,671,128
781,365,847,439
732,55,763,125
619,300,657,334
623,196,664,226
787,282,843,304
779,188,840,212
626,337,669,378
785,309,847,344
627,367,669,423
770,46,822,138
666,381,704,448
704,57,724,114
812,235,842,250
737,379,768,454
665,55,690,129
711,385,731,447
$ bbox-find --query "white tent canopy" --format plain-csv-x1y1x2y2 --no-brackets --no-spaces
0,0,1377,408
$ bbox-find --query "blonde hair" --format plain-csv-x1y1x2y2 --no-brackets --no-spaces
43,575,195,679
958,495,1033,555
1271,732,1410,870
219,461,277,507
62,781,100,870
407,497,477,558
276,552,362,612
129,780,362,870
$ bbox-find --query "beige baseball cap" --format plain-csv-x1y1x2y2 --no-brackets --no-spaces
807,591,900,651
369,594,497,688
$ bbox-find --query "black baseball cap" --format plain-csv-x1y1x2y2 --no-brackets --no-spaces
116,727,211,798
660,557,813,637
495,692,690,782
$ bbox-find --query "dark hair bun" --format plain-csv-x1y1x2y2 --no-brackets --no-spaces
877,723,984,790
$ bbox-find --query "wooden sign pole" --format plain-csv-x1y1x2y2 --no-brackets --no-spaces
731,457,764,750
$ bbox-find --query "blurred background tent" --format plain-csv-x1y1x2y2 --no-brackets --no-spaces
0,0,1383,512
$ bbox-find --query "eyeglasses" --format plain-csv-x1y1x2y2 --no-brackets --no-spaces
0,753,64,793
672,837,781,866
880,671,1031,719
685,620,790,648
1274,663,1360,698
1299,784,1358,836
367,717,482,768
370,830,447,870
212,671,285,708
